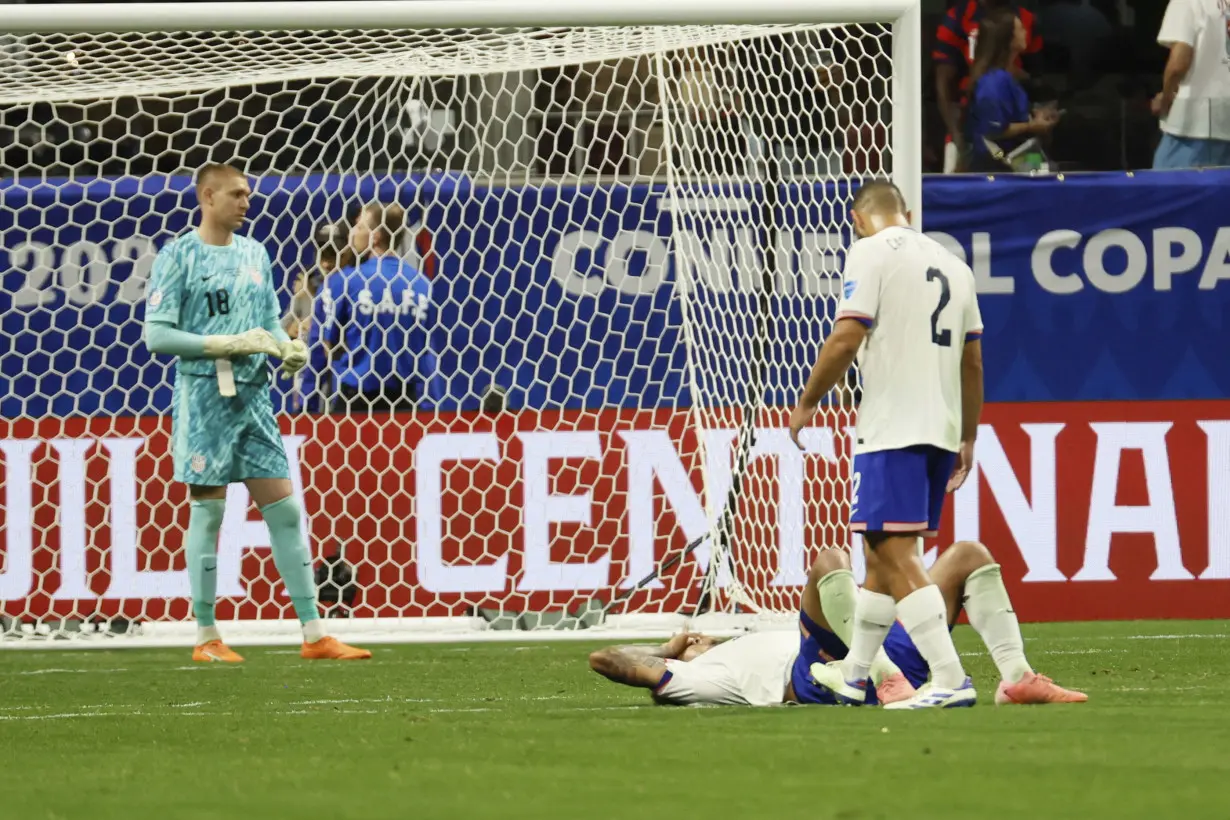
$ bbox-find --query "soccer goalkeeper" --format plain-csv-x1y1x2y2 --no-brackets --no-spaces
143,163,370,662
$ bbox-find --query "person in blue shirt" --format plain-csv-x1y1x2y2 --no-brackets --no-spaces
317,202,434,412
964,8,1059,173
290,218,351,414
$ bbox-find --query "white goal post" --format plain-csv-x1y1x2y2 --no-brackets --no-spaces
0,0,921,647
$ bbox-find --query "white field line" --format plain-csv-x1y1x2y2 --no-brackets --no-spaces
1040,633,1229,642
0,696,651,722
1029,648,1129,655
1,667,131,676
1107,685,1218,693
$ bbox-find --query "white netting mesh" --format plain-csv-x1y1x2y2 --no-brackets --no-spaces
0,22,897,644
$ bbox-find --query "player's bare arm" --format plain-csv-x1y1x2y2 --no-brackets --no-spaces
949,338,983,492
1153,41,1193,117
789,318,867,449
935,62,963,149
588,633,702,689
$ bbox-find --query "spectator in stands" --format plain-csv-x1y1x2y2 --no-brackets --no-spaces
933,0,1043,173
673,46,745,178
1151,0,1230,169
964,9,1060,173
293,219,352,414
317,202,435,413
284,219,348,339
734,33,845,179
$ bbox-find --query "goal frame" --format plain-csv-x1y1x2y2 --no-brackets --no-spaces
2,0,922,648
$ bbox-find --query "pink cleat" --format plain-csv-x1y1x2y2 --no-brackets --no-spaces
995,672,1088,705
876,672,918,705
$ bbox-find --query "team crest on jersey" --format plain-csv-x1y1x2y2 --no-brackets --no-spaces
148,289,163,308
843,280,858,300
190,454,207,473
245,265,262,285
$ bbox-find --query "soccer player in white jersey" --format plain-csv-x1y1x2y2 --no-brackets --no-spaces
144,163,370,662
788,180,982,709
588,541,1086,707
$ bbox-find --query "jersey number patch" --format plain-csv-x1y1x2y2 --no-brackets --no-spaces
925,267,952,347
204,290,231,317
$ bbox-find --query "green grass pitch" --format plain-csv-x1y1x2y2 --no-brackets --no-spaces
2,620,1227,820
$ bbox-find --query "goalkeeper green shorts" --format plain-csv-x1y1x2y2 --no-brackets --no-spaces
170,372,290,486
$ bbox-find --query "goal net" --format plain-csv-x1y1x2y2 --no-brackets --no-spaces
0,2,917,645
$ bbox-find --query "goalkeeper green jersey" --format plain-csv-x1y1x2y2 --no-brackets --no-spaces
144,230,281,385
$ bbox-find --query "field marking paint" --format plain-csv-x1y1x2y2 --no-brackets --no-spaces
1032,648,1129,656
1107,685,1215,693
1043,633,1228,642
0,667,130,676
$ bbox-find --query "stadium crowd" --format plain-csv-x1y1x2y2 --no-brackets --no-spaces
2,0,1225,179
929,0,1229,173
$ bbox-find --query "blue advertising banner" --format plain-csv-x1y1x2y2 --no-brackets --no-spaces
924,171,1230,402
3,169,1229,418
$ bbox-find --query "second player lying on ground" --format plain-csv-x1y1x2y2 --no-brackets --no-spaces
589,540,1087,707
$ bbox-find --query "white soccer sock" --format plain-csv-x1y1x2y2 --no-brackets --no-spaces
818,570,903,685
302,619,327,643
196,625,222,645
839,588,897,682
897,584,966,689
963,563,1031,684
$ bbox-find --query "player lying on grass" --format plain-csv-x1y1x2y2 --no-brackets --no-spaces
143,162,369,663
589,540,1086,707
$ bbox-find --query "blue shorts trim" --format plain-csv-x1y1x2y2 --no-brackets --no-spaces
883,622,930,690
791,610,845,706
790,611,934,704
851,445,956,537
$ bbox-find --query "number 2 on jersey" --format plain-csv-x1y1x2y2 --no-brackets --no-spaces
926,267,952,347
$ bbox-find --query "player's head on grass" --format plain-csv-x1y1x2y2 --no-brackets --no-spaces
195,163,251,236
349,201,406,259
850,179,911,239
679,635,728,661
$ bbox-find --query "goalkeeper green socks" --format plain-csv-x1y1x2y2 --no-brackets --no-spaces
260,495,325,641
817,568,903,685
186,497,225,643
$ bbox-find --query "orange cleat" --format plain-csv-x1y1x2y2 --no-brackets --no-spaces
301,636,372,660
875,671,918,705
995,672,1087,705
193,640,244,663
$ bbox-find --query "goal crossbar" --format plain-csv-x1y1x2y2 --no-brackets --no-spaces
2,0,918,34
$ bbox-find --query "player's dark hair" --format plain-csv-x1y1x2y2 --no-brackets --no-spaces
194,162,244,195
313,219,344,265
851,179,907,215
969,8,1017,86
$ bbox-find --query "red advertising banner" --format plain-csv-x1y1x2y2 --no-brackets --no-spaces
1,401,1228,625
